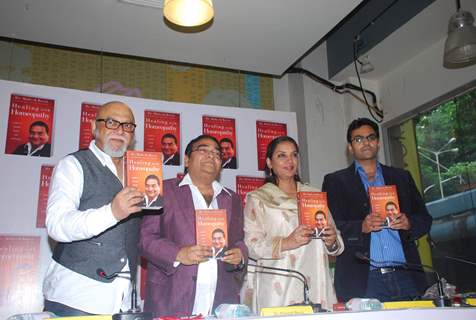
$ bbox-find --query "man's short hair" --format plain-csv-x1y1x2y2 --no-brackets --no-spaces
315,210,326,219
219,137,234,149
145,174,160,184
346,118,379,143
385,201,397,209
212,228,225,237
184,134,220,158
30,121,49,134
161,133,177,144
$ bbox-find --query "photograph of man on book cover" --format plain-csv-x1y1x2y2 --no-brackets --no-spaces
161,133,180,165
384,201,400,227
142,174,163,209
313,210,327,238
211,228,227,259
12,121,51,157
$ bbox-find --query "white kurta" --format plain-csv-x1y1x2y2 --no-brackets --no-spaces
242,182,344,312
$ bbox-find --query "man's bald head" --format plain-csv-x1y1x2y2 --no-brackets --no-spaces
92,101,136,158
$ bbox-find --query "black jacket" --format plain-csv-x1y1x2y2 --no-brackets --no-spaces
322,163,433,301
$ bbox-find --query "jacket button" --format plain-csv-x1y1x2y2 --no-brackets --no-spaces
120,258,125,263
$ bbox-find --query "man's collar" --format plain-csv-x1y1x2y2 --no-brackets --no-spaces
89,140,116,167
27,142,45,154
354,160,382,173
179,173,231,196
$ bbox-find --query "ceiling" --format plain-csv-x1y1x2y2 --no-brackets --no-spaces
0,0,362,76
332,0,476,81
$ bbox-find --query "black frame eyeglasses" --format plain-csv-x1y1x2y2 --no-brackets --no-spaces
96,118,137,133
351,134,378,144
192,146,223,160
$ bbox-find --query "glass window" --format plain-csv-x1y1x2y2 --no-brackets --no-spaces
386,83,476,293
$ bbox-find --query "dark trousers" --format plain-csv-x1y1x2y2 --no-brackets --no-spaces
44,300,94,317
365,269,419,302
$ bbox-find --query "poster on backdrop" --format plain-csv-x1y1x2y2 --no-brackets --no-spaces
78,103,100,150
5,94,55,157
36,165,54,228
144,110,181,166
256,120,287,171
235,176,266,207
0,235,42,317
202,115,238,169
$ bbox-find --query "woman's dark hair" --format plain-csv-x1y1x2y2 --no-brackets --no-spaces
264,136,301,185
183,134,221,174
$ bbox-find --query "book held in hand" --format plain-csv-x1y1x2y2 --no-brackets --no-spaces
124,150,164,210
369,185,400,227
195,209,228,260
297,191,329,239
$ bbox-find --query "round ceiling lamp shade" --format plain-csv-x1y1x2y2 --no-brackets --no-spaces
443,10,476,68
163,0,214,27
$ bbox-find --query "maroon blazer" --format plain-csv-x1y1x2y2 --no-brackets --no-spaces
139,178,248,317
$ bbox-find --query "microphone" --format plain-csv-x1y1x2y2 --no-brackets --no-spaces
248,257,322,312
428,237,476,267
97,268,152,320
96,268,131,280
354,251,448,307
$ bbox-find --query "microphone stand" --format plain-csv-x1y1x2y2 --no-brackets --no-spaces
248,257,322,312
97,268,152,320
355,252,449,307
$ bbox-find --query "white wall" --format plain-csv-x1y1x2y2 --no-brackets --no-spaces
380,37,476,123
273,35,476,187
274,43,382,188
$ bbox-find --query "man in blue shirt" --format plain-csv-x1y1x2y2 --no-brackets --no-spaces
322,118,432,302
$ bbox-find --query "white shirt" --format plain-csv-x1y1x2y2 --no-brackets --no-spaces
178,174,230,316
43,140,131,314
26,142,46,156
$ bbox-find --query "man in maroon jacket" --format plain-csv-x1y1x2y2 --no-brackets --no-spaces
139,134,248,317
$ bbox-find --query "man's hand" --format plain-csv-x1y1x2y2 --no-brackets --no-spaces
176,245,212,265
222,247,243,265
282,225,313,251
111,187,144,220
321,225,338,247
390,213,411,230
362,212,386,233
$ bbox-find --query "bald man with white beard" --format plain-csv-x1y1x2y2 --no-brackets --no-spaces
43,101,144,316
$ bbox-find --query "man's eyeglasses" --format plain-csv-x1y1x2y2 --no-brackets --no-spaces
96,118,136,133
351,134,378,144
192,146,223,160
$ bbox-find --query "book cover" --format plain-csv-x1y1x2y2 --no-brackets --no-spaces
202,115,237,169
256,120,287,171
297,191,329,238
369,185,400,227
235,176,266,207
0,235,42,317
195,209,228,259
124,150,164,210
78,103,100,150
5,94,55,157
144,110,181,166
36,165,54,228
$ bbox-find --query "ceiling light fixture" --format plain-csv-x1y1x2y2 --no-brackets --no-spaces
443,0,476,68
163,0,214,27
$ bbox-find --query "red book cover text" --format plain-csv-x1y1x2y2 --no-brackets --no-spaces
256,121,287,171
36,165,54,228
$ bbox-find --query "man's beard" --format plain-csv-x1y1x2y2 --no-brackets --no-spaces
95,128,130,157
